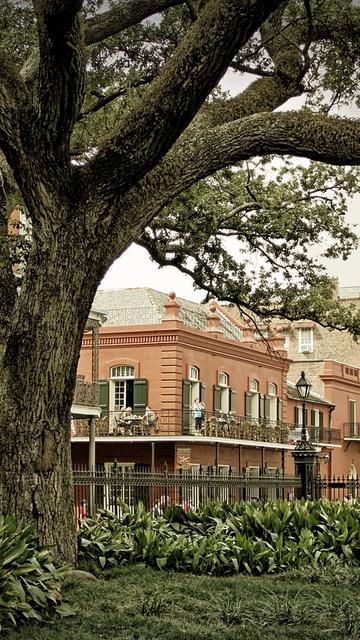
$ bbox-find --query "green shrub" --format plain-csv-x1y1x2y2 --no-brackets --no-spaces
0,515,72,630
78,499,360,576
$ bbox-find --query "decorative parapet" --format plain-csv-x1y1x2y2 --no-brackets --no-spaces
206,303,222,334
162,291,182,322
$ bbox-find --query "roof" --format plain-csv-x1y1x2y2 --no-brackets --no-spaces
287,382,334,406
93,287,243,341
338,287,360,300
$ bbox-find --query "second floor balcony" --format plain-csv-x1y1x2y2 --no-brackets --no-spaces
344,423,360,439
73,378,99,407
71,409,341,446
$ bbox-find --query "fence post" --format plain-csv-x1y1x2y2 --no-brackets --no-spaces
163,462,168,508
112,459,118,516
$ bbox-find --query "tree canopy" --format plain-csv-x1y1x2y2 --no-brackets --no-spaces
1,0,360,561
1,0,360,333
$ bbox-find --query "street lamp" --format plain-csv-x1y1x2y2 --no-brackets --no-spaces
295,370,312,442
292,370,317,499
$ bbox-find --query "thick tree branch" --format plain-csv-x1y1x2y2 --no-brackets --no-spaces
118,111,360,237
85,0,283,201
84,0,184,45
0,48,26,155
33,0,86,157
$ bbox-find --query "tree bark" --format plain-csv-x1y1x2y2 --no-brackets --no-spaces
0,211,109,564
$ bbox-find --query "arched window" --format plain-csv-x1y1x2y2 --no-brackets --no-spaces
218,372,229,387
110,365,135,409
218,372,229,412
268,383,277,396
249,379,259,392
111,365,135,379
189,366,199,381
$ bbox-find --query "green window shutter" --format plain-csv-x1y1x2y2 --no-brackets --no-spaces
133,379,147,413
214,385,222,413
245,392,252,418
200,382,206,405
183,380,192,434
99,380,109,412
229,388,237,413
311,409,316,426
277,398,282,422
264,396,271,421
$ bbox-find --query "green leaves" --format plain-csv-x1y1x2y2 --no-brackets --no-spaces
78,499,360,577
0,515,72,631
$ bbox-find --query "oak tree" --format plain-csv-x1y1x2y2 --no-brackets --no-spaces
1,0,360,562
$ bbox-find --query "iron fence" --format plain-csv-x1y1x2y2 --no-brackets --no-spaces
73,463,301,522
312,475,360,501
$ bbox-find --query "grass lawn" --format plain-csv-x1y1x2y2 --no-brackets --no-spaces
4,564,360,640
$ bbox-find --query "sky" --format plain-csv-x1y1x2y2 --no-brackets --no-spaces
99,193,360,303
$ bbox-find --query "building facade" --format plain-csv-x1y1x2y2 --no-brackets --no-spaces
72,289,342,492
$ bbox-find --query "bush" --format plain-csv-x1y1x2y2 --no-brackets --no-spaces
78,499,360,576
0,515,72,631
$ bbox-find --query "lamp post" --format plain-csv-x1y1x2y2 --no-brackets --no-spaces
296,370,311,443
292,371,317,499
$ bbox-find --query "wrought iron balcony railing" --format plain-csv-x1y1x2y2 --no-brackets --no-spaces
73,379,99,407
71,409,341,445
343,422,360,439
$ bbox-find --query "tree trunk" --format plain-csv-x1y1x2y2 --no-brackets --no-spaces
0,215,105,564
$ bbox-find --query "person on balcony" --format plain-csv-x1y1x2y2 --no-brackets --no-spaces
193,399,205,430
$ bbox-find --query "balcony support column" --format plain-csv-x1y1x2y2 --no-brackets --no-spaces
88,417,96,516
92,326,100,403
151,441,155,472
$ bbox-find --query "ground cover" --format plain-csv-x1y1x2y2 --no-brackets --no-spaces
4,563,360,640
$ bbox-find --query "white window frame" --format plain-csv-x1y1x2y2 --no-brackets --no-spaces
189,366,199,381
283,330,290,351
298,328,314,353
268,383,277,396
219,372,229,413
250,379,259,392
110,366,135,429
349,399,357,435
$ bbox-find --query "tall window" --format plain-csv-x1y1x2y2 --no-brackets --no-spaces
298,328,313,353
283,330,290,351
218,372,229,412
188,366,201,407
110,365,135,410
349,399,357,436
248,379,259,420
267,383,278,422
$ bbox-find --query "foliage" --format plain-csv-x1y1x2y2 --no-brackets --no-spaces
140,160,360,333
78,499,360,576
0,515,72,631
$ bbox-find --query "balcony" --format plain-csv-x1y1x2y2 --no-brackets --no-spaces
73,379,99,407
344,422,360,439
71,409,341,446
